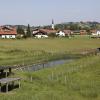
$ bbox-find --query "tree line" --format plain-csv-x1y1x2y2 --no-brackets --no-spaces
17,22,100,38
17,24,32,38
42,21,100,31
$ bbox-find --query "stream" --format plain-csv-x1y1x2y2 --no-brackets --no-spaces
20,59,74,72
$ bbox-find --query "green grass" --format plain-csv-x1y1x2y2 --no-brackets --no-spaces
0,55,100,100
0,36,100,100
0,36,100,65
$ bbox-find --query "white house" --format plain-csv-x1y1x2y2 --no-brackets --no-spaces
35,35,48,38
32,29,49,38
92,31,100,36
2,35,16,39
32,29,57,38
97,31,100,35
56,31,65,37
0,26,17,39
56,30,72,37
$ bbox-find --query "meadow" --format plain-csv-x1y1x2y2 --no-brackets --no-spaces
0,55,100,100
0,36,100,66
0,36,100,100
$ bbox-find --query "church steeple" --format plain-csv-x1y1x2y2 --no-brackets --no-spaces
52,19,54,30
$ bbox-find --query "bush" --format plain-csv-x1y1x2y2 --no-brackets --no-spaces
16,34,22,39
48,33,57,38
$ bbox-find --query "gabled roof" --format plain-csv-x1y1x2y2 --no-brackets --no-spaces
63,30,72,35
0,26,17,35
39,29,57,34
32,29,57,35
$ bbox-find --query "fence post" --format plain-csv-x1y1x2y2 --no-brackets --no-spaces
6,83,8,93
56,75,58,81
0,84,1,92
65,75,67,84
30,76,33,82
6,71,7,78
51,72,54,81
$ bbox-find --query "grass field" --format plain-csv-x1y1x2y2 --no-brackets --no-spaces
0,36,100,100
0,36,100,65
0,55,100,100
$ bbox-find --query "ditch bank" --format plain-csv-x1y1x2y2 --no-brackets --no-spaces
18,59,73,72
16,48,100,72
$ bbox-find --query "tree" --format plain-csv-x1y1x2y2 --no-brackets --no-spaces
26,24,31,37
17,26,25,35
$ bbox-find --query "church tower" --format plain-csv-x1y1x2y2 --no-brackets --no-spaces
52,19,54,30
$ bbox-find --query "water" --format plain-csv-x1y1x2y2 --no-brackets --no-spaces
20,59,73,72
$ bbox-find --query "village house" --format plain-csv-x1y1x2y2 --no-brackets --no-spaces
0,26,17,39
90,30,97,34
56,30,72,37
32,29,57,38
91,30,100,36
32,28,74,38
63,30,73,36
32,20,57,38
80,30,87,35
56,31,65,37
32,28,39,35
72,30,80,35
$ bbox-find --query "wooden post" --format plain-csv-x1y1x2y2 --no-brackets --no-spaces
51,72,54,81
0,84,1,92
0,70,4,78
65,76,67,84
5,71,7,78
31,76,33,82
43,63,45,68
9,68,12,74
56,75,58,81
0,69,4,74
6,83,8,93
12,81,14,88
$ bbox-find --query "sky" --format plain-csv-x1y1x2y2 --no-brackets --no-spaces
0,0,100,26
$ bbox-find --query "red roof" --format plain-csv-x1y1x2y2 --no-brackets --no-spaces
63,30,72,35
39,29,57,34
0,26,17,35
32,29,57,35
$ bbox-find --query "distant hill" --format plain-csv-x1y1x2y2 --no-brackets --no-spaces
3,21,100,31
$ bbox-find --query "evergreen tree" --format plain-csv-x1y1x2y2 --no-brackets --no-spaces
26,24,31,37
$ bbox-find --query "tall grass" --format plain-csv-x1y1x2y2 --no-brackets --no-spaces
0,55,99,100
0,37,99,66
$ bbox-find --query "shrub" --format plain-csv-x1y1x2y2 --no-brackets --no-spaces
48,33,57,38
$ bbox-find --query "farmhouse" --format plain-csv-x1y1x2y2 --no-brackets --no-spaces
32,20,57,38
93,30,100,36
90,30,97,34
39,29,57,35
56,30,73,37
73,30,80,35
32,29,57,38
80,30,87,35
63,30,72,36
0,26,17,39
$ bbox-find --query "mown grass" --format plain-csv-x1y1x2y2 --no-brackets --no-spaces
0,55,100,100
0,36,100,66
